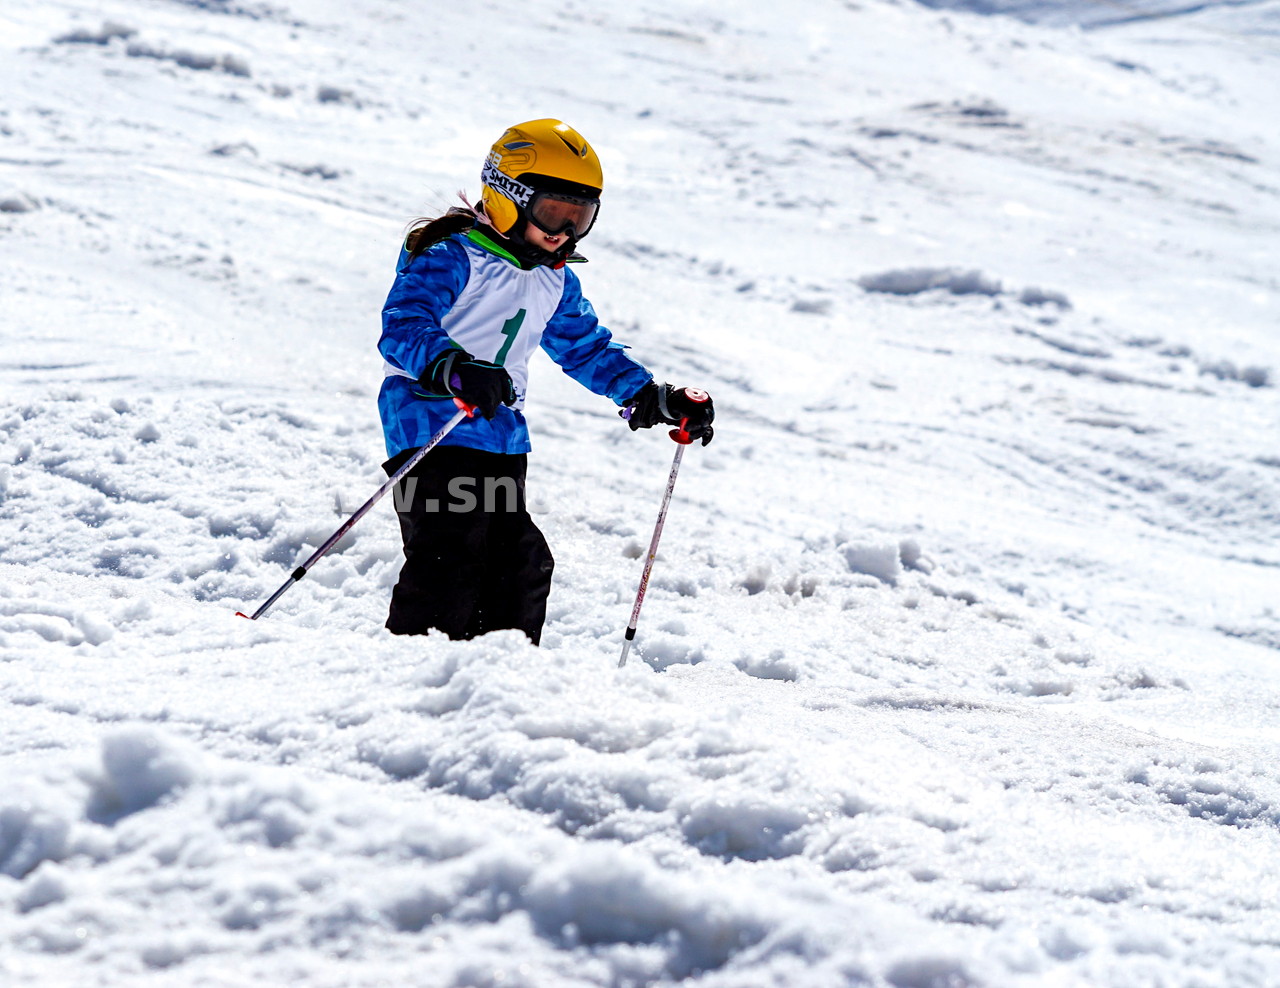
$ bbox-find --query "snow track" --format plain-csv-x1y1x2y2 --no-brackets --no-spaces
2,0,1279,984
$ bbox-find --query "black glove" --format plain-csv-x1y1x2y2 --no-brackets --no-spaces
419,348,516,420
622,381,715,446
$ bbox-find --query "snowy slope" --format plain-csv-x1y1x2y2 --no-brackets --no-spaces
2,0,1279,985
919,0,1280,29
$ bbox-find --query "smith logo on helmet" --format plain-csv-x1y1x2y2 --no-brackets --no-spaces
481,162,533,206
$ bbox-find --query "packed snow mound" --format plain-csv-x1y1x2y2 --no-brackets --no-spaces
0,728,799,983
5,651,1280,984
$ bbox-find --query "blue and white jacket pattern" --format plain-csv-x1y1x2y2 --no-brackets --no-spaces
378,231,653,458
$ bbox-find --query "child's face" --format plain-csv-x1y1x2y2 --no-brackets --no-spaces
522,221,568,252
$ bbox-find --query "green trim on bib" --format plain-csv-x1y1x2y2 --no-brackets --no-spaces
466,229,521,266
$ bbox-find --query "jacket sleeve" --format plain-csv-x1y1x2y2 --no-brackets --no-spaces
378,238,470,379
541,267,653,404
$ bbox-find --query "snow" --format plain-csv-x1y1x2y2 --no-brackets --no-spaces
2,0,1279,984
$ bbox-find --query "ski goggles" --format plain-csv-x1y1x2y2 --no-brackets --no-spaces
526,191,600,239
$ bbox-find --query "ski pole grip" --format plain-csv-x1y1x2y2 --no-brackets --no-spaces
667,388,709,444
446,371,477,417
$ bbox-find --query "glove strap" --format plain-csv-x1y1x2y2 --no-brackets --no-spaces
425,348,466,395
656,383,675,423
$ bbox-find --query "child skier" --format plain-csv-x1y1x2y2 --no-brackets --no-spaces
377,118,715,645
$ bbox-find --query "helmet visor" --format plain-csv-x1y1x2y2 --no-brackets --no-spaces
528,192,599,239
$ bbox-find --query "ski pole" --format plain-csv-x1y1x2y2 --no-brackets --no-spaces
618,416,696,668
236,398,475,621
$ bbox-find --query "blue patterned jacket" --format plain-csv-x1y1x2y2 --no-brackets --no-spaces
378,230,653,458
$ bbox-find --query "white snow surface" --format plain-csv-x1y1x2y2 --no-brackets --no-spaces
2,0,1279,984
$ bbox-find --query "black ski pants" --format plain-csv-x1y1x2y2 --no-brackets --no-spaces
383,446,553,644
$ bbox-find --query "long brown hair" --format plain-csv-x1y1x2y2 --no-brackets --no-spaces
404,207,476,257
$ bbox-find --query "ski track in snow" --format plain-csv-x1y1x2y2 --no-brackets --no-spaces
2,0,1279,984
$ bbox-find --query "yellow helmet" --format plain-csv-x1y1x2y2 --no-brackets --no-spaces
480,119,603,239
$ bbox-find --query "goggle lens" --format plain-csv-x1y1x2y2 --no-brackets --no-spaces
529,193,599,239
